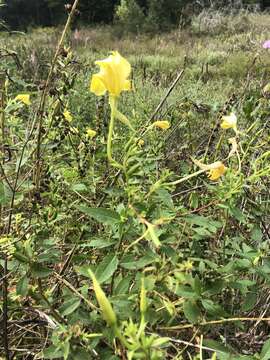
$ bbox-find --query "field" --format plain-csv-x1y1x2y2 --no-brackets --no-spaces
0,9,270,360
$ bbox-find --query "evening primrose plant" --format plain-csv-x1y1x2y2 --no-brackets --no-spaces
2,20,270,358
90,51,134,169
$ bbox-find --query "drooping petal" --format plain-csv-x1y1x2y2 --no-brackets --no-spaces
95,59,117,95
63,109,73,122
15,94,31,105
86,128,97,139
193,158,227,181
113,51,131,90
90,74,107,96
221,113,237,130
123,80,132,91
207,162,227,180
90,51,131,97
152,121,171,130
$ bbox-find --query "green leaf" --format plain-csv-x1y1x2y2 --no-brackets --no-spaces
43,345,63,359
31,263,52,278
114,276,132,295
183,300,201,323
95,254,119,284
152,337,170,347
193,275,202,296
120,251,158,270
76,206,121,225
71,183,88,192
175,285,197,299
261,338,270,360
0,181,12,205
241,292,257,312
80,238,116,249
60,297,81,316
16,275,29,297
201,299,227,317
146,222,161,247
203,339,230,354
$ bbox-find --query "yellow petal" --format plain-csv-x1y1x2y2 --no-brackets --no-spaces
63,109,73,122
15,94,31,105
123,80,132,91
86,128,97,139
208,162,227,181
193,158,227,180
153,121,171,130
221,113,237,130
90,74,107,96
90,51,131,97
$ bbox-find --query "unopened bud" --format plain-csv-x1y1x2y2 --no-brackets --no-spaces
88,269,117,326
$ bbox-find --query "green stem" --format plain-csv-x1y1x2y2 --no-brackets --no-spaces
108,96,123,169
113,325,132,350
164,169,206,187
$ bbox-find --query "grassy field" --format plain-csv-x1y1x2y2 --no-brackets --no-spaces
0,10,270,360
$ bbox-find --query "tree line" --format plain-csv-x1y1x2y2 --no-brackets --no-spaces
0,0,269,31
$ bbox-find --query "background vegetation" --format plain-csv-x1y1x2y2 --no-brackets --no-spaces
0,1,270,359
1,0,270,30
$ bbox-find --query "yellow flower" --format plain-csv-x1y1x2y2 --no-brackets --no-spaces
193,158,227,181
221,112,237,131
138,139,144,147
88,269,117,326
152,121,171,130
207,162,227,181
86,128,97,139
179,260,193,272
90,51,131,97
63,109,73,122
15,94,31,105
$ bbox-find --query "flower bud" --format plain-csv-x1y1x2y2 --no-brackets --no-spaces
88,269,117,326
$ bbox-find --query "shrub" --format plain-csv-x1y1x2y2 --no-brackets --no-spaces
114,0,146,34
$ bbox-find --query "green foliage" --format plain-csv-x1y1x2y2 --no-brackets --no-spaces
115,0,145,34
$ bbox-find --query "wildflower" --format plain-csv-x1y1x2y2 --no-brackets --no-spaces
152,120,171,130
193,158,227,181
179,260,193,272
221,112,237,132
86,128,97,139
15,94,31,105
138,139,144,147
262,40,270,49
63,109,73,122
207,162,227,180
90,51,131,97
88,269,117,326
